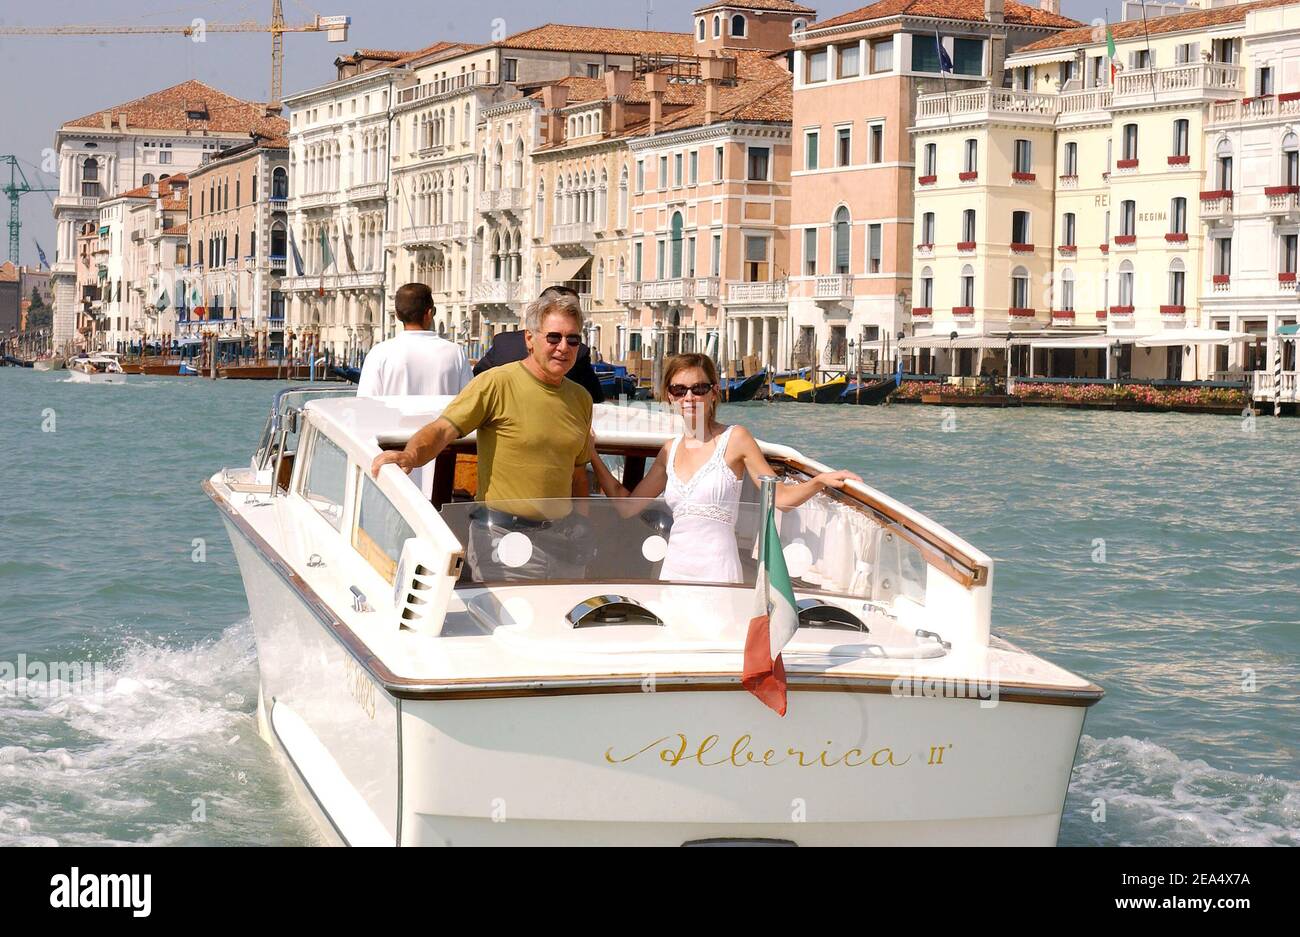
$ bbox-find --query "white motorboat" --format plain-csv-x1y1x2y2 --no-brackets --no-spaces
67,353,125,384
33,356,66,371
207,387,1102,846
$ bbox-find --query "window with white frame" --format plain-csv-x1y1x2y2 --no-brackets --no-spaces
1060,269,1075,310
744,234,769,281
964,138,977,173
835,126,852,167
714,145,724,181
805,130,819,170
1215,236,1232,276
919,266,933,307
803,227,817,276
1011,210,1030,245
1120,200,1136,237
1170,197,1186,234
1282,233,1297,275
962,209,976,243
868,122,884,164
923,142,936,176
1168,259,1185,306
1063,141,1078,175
1013,138,1032,174
1118,260,1135,304
1283,133,1298,186
711,233,721,276
806,49,828,83
1011,266,1030,308
689,150,698,184
920,212,935,245
833,207,850,274
867,223,882,273
960,264,975,306
1062,212,1076,247
1172,119,1189,158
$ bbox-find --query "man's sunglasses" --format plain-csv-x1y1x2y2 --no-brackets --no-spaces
541,332,581,347
667,382,714,398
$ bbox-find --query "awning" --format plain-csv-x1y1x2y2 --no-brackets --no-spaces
547,256,590,284
1135,328,1254,347
1015,333,1114,349
899,334,1011,350
1007,49,1084,68
1278,323,1299,337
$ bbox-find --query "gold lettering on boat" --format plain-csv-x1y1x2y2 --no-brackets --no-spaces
604,736,929,768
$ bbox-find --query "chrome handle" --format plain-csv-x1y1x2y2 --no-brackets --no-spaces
915,628,952,651
350,586,373,613
307,553,324,568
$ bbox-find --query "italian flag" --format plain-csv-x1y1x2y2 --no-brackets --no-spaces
742,504,799,716
1107,26,1118,84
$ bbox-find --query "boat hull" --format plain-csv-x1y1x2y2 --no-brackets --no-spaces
219,510,1088,847
67,369,126,384
840,378,898,405
32,359,64,371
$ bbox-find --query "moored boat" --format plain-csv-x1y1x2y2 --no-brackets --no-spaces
839,376,899,405
206,388,1101,846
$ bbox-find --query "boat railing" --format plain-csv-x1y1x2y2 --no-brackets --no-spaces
254,383,357,474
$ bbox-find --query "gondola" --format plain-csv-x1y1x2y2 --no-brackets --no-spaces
838,376,898,405
722,370,766,402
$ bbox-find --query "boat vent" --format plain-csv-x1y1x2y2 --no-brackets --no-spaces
796,599,868,633
398,561,438,626
567,595,663,629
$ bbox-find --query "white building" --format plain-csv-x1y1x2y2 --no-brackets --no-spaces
50,80,286,352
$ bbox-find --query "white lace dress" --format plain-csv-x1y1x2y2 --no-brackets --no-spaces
659,426,744,584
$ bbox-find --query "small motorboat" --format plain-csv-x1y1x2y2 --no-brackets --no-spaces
32,357,64,371
204,387,1102,846
179,363,201,376
839,376,899,405
67,354,126,384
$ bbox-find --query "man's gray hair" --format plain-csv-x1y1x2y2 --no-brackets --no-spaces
524,288,584,334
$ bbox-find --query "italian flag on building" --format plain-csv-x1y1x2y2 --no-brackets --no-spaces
1107,26,1118,84
742,503,799,716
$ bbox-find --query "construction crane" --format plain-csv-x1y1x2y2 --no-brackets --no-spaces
2,156,58,266
0,2,351,111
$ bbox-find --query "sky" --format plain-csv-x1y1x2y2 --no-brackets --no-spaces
0,0,1114,268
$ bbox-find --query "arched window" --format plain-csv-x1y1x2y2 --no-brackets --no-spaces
618,166,629,228
535,176,545,237
919,265,934,308
1168,258,1185,306
1118,259,1135,306
1215,138,1233,189
492,143,503,189
142,173,155,187
960,264,975,307
1011,266,1030,309
833,206,851,274
793,19,807,31
697,18,706,41
513,139,524,188
670,212,684,278
713,14,721,38
534,264,542,297
1060,268,1075,310
597,258,606,299
272,167,288,199
730,14,747,38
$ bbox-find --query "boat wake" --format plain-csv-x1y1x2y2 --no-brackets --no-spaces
0,620,318,846
1061,734,1299,846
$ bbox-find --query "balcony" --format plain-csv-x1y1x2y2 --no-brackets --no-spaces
1058,174,1078,189
396,222,469,248
952,306,974,318
54,194,102,211
640,278,697,304
813,274,854,304
297,191,336,210
1160,304,1186,320
1200,191,1233,226
915,88,1058,128
1280,272,1298,293
347,181,387,202
1051,309,1075,323
1008,307,1036,320
1212,274,1231,293
912,307,933,319
552,221,597,250
694,277,721,303
617,282,641,303
1251,370,1299,403
338,271,384,289
915,243,934,258
1113,63,1243,108
477,187,527,217
431,221,470,241
396,70,495,107
471,279,524,306
1209,91,1300,127
1056,87,1113,125
1266,187,1300,221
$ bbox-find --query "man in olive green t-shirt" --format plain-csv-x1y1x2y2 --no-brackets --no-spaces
370,289,593,579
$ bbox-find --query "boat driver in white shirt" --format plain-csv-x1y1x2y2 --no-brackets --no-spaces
358,283,473,497
357,282,473,398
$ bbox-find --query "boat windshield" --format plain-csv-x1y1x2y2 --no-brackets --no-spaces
438,496,928,604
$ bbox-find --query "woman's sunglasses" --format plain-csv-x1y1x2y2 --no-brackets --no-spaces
667,382,714,398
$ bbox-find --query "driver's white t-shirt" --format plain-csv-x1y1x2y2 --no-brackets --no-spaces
357,330,472,398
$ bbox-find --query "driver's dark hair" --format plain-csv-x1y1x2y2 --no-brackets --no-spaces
394,282,433,324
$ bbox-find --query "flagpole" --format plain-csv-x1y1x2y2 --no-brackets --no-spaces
1139,1,1157,105
936,29,952,125
758,474,777,579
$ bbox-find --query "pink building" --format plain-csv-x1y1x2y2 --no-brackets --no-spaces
788,0,1078,373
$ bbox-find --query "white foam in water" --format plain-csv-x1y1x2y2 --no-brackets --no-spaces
0,620,317,846
1067,735,1300,846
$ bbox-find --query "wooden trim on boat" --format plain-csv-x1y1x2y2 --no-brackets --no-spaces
205,480,1102,710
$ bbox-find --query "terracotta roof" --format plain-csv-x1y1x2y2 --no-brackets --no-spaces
354,49,408,60
695,0,816,13
119,174,190,200
391,40,472,67
528,75,705,107
0,261,17,283
62,80,287,137
812,0,1080,32
1018,0,1291,52
632,73,793,134
169,224,188,237
496,23,695,55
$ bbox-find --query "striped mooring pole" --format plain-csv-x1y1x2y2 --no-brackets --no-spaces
1274,344,1282,418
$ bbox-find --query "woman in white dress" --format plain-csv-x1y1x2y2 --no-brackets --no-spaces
587,354,860,584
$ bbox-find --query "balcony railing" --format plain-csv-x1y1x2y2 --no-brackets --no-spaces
726,280,788,305
297,191,336,210
397,70,495,106
617,282,641,303
641,278,695,303
1210,92,1300,126
477,187,527,215
1113,62,1243,104
694,277,720,303
813,274,854,302
470,279,524,305
1266,188,1300,219
347,181,387,201
1251,370,1299,403
552,221,597,246
1200,191,1233,223
338,271,384,289
916,88,1058,125
1057,87,1113,120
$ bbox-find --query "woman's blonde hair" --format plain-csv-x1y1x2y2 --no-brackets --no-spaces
660,350,722,405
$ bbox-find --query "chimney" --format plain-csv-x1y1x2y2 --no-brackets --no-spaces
701,55,727,125
117,114,128,132
605,67,632,133
985,0,1004,23
986,0,1006,83
1039,0,1059,13
541,83,569,145
101,113,112,132
645,71,668,136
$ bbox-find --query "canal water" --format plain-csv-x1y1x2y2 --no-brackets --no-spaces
1,369,1295,846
